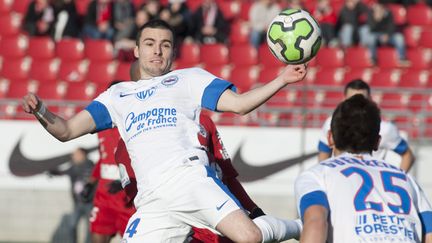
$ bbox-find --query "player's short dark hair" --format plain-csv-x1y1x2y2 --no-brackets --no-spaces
331,94,381,153
135,19,176,48
344,79,371,96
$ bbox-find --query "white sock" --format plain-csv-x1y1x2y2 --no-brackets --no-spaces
253,216,302,243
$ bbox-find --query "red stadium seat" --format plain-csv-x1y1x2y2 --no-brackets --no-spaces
203,64,231,80
403,26,422,48
258,44,284,68
58,60,88,83
266,90,296,108
56,38,85,61
200,44,229,66
64,82,97,101
36,82,65,100
322,91,344,108
27,37,55,60
175,42,200,68
376,47,400,69
229,66,259,92
11,0,32,14
0,58,30,81
219,1,241,20
406,4,432,26
315,47,344,68
0,35,28,59
342,68,373,84
380,93,409,110
370,69,401,87
229,44,258,67
399,70,429,88
0,0,12,14
85,61,116,85
239,1,252,20
186,0,203,12
313,68,345,86
28,58,59,84
229,20,250,45
115,62,133,81
84,39,114,61
344,46,373,69
293,90,323,108
75,0,92,16
406,48,431,69
419,30,432,48
257,66,284,85
388,4,406,26
408,93,427,112
0,14,22,37
6,81,31,99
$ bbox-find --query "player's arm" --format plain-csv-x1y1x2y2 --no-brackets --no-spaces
425,233,432,243
399,147,415,172
300,205,328,243
22,93,96,142
217,64,306,115
295,169,329,243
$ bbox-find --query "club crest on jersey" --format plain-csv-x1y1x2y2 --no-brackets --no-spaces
135,87,156,101
161,75,178,87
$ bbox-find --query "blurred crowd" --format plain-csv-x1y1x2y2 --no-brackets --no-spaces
21,0,432,63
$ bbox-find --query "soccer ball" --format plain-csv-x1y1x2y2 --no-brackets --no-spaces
267,9,322,64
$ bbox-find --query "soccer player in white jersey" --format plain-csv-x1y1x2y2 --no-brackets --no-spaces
317,79,415,172
296,94,432,243
22,19,306,242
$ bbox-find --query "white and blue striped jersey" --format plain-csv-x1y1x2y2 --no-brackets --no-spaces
84,68,236,206
295,153,432,243
318,117,409,160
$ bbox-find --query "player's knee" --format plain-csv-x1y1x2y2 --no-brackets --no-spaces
235,226,262,243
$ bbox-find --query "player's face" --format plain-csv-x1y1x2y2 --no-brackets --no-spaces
134,27,174,79
345,88,370,100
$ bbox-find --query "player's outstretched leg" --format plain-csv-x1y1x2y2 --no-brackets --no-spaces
253,216,302,242
216,210,302,243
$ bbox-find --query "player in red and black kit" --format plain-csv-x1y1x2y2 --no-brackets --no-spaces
86,127,136,243
115,112,265,243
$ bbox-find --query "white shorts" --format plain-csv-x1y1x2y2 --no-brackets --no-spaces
121,164,241,243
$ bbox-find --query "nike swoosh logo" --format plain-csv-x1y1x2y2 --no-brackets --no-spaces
8,137,98,177
216,200,229,210
119,92,135,98
232,141,318,182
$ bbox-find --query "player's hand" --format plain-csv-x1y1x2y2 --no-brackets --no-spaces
279,64,307,85
22,93,42,114
80,182,96,203
249,207,266,219
107,180,123,194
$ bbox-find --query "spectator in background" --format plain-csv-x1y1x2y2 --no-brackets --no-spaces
82,0,115,41
337,0,369,48
52,0,80,41
190,0,229,44
159,0,192,44
311,0,338,46
248,0,281,48
113,0,135,42
49,147,94,243
143,0,163,20
23,0,55,36
360,2,407,64
114,8,150,62
282,0,305,9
